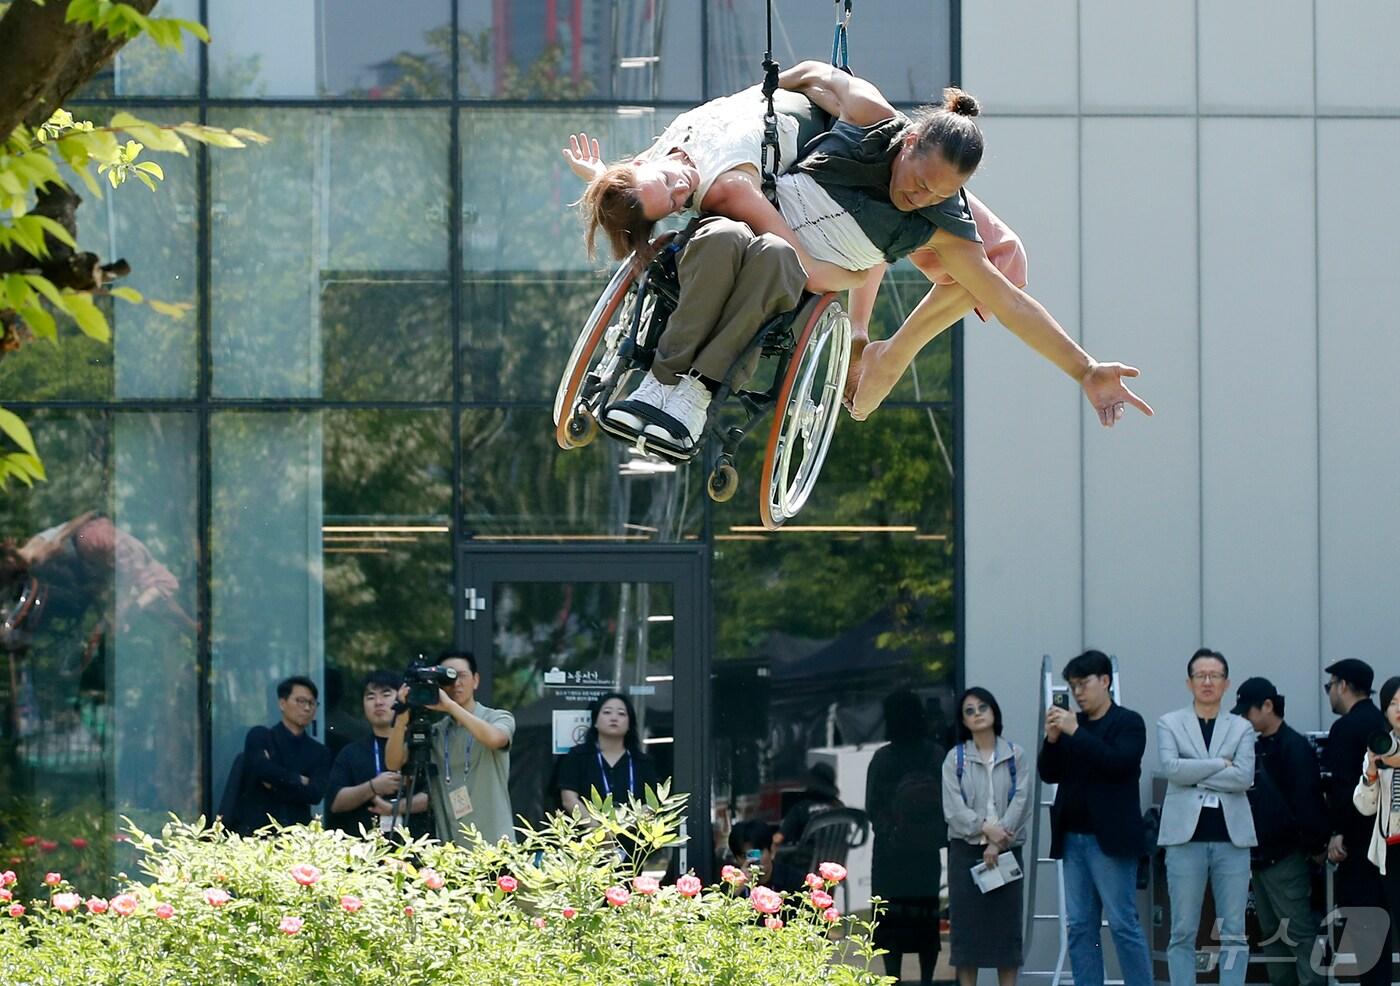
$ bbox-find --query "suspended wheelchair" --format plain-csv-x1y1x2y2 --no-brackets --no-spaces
553,229,850,531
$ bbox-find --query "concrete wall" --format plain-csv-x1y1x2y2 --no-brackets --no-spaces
961,0,1400,977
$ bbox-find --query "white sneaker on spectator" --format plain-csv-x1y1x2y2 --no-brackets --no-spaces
646,373,710,449
604,372,671,434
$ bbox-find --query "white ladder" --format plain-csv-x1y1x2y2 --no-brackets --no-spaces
1022,653,1124,985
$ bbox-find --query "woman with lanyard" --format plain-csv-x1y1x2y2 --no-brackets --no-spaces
559,691,659,816
941,687,1031,986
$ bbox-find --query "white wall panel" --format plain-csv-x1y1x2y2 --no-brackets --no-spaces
1317,1,1400,113
961,0,1078,114
1081,119,1200,710
1199,0,1313,114
1318,121,1400,670
1081,0,1195,113
963,119,1082,744
1199,119,1321,729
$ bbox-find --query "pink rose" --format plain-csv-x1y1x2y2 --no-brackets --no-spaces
203,888,231,908
823,906,841,923
533,916,547,929
7,903,23,917
290,864,321,887
278,915,303,935
111,894,138,917
720,865,747,886
43,872,61,886
764,916,784,930
604,886,631,907
403,905,415,917
561,906,578,919
675,875,702,898
1,870,15,886
818,862,847,883
804,872,823,890
810,889,834,910
69,837,89,850
20,836,37,847
421,869,445,890
38,840,57,854
52,893,81,914
496,875,518,893
749,886,782,915
340,895,363,913
113,833,132,843
0,889,10,902
632,875,659,896
154,903,175,920
85,897,108,914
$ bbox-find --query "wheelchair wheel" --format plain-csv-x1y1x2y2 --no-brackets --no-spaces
758,293,850,530
707,460,739,503
552,234,673,451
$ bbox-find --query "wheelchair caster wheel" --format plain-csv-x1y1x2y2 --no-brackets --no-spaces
565,409,599,448
707,462,739,502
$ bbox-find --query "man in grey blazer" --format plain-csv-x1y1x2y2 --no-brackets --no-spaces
1158,648,1257,986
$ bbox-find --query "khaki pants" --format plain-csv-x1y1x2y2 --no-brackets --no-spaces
1253,853,1323,986
652,217,807,388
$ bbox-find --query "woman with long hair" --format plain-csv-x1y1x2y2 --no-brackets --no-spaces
558,691,659,813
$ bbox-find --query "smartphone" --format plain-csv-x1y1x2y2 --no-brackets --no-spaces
1052,692,1070,711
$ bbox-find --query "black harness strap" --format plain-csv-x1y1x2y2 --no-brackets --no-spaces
759,0,781,207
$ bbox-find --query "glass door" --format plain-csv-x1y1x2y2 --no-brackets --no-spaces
459,547,708,875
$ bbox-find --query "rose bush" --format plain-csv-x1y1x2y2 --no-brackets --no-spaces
0,790,884,985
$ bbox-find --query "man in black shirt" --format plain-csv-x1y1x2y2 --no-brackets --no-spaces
1322,658,1390,986
1234,677,1327,986
235,675,332,833
1039,649,1153,986
326,671,430,837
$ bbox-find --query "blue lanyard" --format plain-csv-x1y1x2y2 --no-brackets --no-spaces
444,725,472,785
373,737,384,774
597,748,634,797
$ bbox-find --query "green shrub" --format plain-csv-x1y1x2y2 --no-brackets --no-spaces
0,789,887,986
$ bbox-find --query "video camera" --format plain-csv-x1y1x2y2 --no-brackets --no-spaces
403,659,458,709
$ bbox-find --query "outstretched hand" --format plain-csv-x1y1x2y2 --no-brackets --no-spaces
1080,361,1153,427
562,132,604,182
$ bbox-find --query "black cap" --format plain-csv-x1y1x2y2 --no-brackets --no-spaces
1232,677,1280,716
1325,658,1374,695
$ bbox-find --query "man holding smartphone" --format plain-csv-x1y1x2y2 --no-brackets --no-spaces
1039,650,1153,986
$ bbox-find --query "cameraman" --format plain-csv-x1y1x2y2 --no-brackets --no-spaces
385,650,516,846
325,670,430,837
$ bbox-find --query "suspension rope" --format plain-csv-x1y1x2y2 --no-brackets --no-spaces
759,0,781,205
831,0,853,73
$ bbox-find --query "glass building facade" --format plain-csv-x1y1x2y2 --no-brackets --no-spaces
0,0,959,903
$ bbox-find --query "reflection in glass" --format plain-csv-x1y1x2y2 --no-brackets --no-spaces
209,0,452,98
488,580,674,827
0,109,199,401
707,0,952,106
459,0,701,102
210,109,450,398
460,407,702,542
461,107,682,274
0,411,198,889
79,0,200,97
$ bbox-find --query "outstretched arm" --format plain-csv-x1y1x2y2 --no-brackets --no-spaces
928,229,1153,427
778,61,895,127
561,131,605,182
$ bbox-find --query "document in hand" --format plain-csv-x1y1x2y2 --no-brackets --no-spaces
970,852,1023,894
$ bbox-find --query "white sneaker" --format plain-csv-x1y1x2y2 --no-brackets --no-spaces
605,372,671,434
646,373,711,448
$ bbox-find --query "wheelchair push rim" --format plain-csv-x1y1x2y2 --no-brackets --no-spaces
758,293,850,530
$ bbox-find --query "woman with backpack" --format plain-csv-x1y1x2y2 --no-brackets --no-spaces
865,689,947,986
942,687,1031,986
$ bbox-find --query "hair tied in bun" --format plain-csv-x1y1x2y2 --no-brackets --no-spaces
943,87,980,118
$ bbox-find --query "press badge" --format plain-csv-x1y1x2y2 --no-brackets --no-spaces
1202,793,1220,809
449,785,473,819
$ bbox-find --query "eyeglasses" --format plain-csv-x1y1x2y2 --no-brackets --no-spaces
1190,672,1225,683
288,697,318,709
962,703,990,717
1323,679,1336,694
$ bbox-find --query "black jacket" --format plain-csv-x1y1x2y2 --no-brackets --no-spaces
236,722,331,833
1038,702,1148,860
1250,721,1328,866
1324,698,1388,853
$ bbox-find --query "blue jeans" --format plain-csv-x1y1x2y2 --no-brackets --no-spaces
1165,841,1252,986
1062,833,1154,986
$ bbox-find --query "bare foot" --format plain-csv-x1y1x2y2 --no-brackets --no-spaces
849,338,903,420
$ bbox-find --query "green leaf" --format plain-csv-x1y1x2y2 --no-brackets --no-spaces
135,161,164,180
3,273,32,311
10,452,45,482
62,292,111,342
171,18,211,43
18,302,57,342
28,214,77,250
149,299,191,319
0,408,38,457
109,286,143,304
21,274,66,309
0,172,24,196
133,171,157,191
